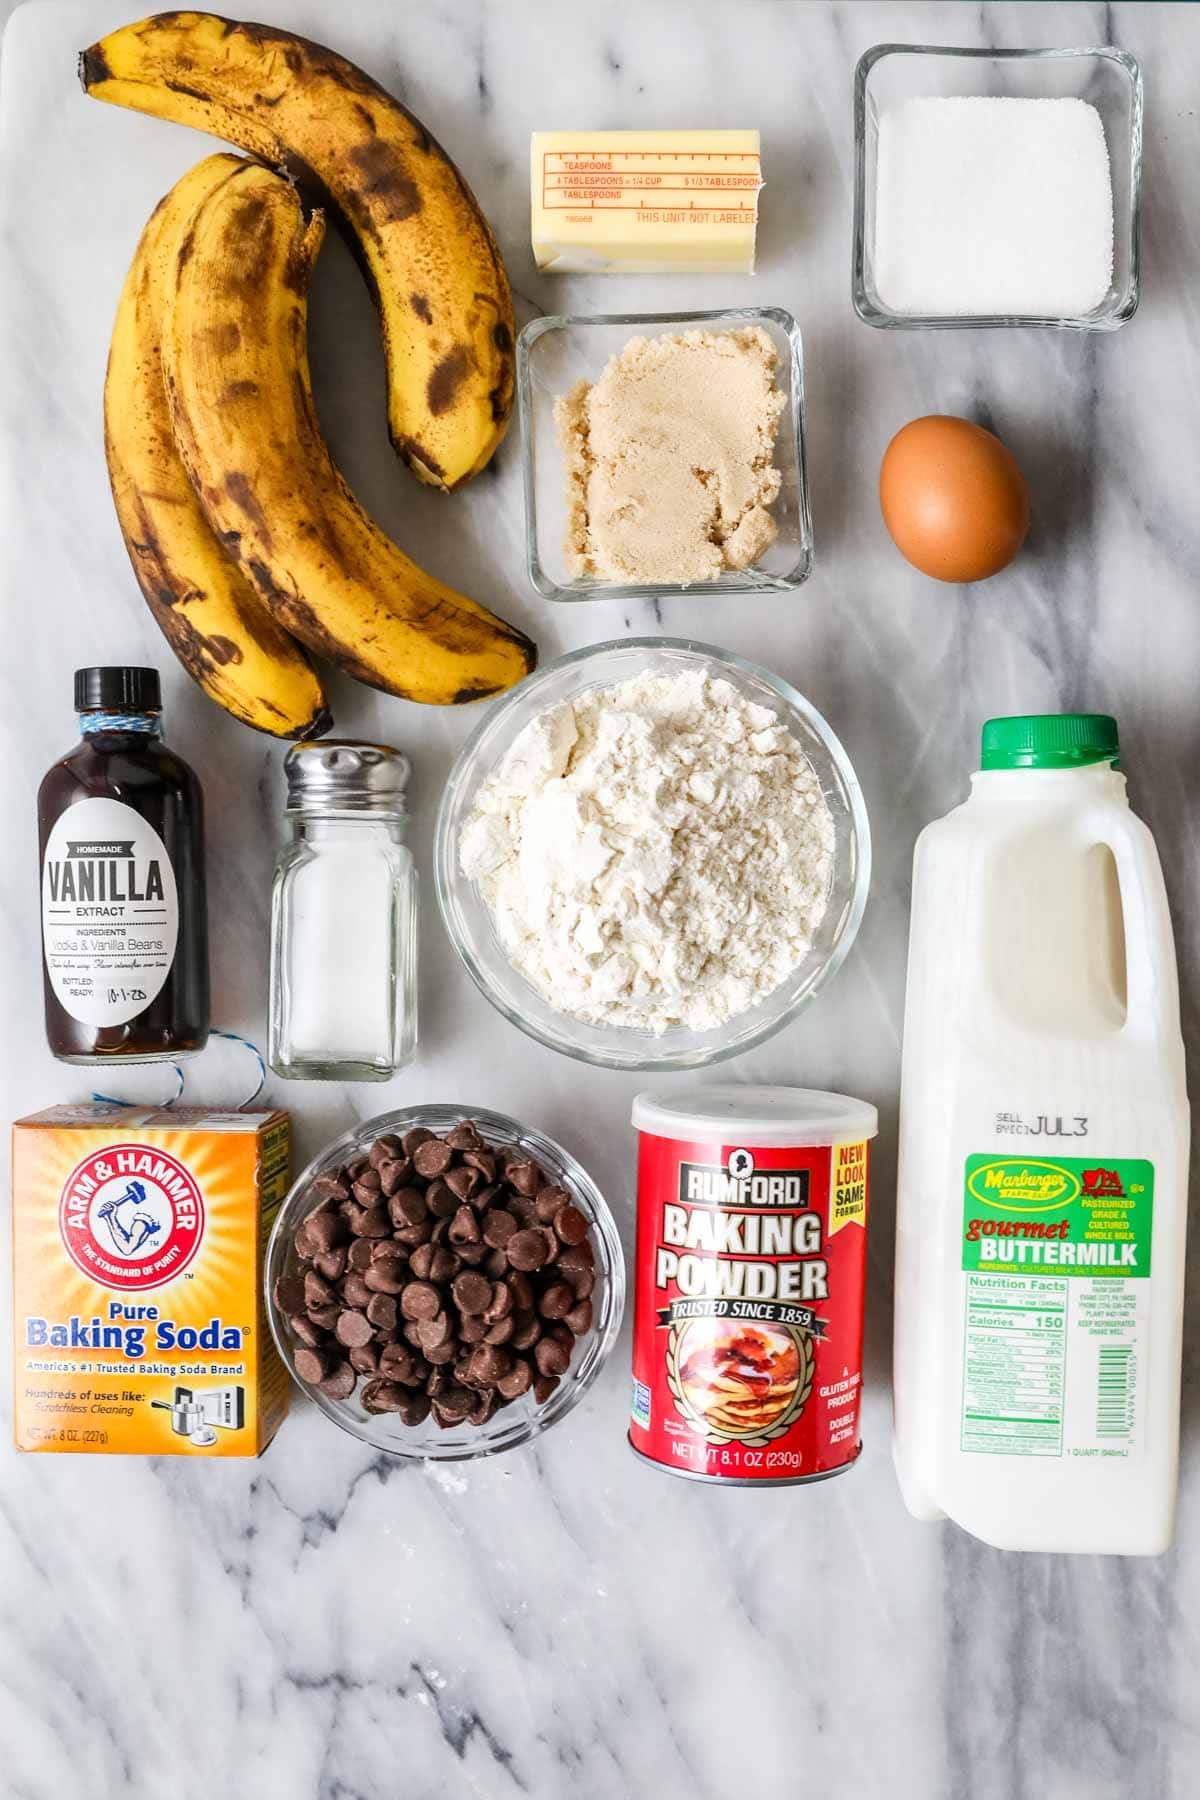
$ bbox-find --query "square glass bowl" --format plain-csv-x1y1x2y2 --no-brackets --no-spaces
852,44,1142,330
518,307,813,601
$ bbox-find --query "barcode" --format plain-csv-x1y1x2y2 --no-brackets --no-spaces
1096,1344,1134,1437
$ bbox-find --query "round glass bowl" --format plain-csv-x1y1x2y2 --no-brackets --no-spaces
435,638,871,1071
266,1105,625,1462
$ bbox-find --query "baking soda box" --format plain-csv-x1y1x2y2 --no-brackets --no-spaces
11,1104,291,1456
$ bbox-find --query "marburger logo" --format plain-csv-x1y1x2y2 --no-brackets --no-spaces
966,1158,1081,1211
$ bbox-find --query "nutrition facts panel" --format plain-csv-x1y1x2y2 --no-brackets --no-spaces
960,1272,1067,1456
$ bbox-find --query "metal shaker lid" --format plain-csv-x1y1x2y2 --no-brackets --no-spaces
284,740,410,813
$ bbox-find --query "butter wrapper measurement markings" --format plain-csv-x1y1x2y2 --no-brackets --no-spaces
531,131,762,273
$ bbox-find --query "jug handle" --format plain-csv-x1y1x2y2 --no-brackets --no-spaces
1080,808,1181,1045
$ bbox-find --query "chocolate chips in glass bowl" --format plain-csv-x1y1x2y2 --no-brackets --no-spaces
275,1118,602,1433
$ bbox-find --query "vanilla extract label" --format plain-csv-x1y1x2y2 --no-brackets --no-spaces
41,797,179,1027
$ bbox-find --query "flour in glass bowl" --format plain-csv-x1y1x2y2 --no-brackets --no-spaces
458,667,835,1033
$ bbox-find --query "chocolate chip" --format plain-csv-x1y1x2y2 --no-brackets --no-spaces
451,1270,492,1314
445,1121,483,1151
425,1179,458,1219
448,1205,480,1246
379,1343,414,1381
507,1271,534,1311
431,1384,473,1423
469,1390,497,1426
467,1344,510,1387
307,1303,340,1332
554,1205,590,1246
535,1185,571,1224
320,1361,356,1401
311,1171,350,1203
429,1248,461,1283
533,1373,560,1405
566,1265,595,1299
393,1219,433,1249
389,1187,428,1228
484,1315,514,1346
313,1247,347,1282
369,1134,403,1169
507,1228,549,1272
366,1294,398,1333
416,1311,452,1351
412,1138,454,1178
378,1157,411,1196
408,1243,435,1280
304,1209,346,1254
565,1298,594,1336
539,1282,574,1320
402,1127,434,1156
340,1267,372,1310
482,1208,517,1248
336,1310,374,1349
354,1168,382,1197
496,1359,532,1400
304,1269,335,1308
274,1274,307,1315
361,1379,407,1414
347,1239,374,1272
289,1313,324,1350
484,1248,509,1279
459,1314,489,1344
557,1242,595,1277
511,1311,541,1351
534,1335,571,1377
350,1342,380,1375
484,1281,513,1321
444,1164,481,1202
456,1241,487,1266
293,1346,327,1384
506,1159,541,1197
363,1262,406,1296
397,1391,431,1426
357,1206,392,1239
400,1281,441,1320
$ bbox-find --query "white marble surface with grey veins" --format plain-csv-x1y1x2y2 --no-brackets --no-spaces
2,2,1200,1796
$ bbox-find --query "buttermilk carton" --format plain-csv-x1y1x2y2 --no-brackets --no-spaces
11,1104,291,1456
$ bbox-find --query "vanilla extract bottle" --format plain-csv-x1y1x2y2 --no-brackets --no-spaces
38,668,209,1063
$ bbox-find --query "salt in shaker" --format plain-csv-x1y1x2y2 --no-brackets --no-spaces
269,741,417,1081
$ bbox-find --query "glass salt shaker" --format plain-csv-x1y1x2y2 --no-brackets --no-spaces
269,741,418,1081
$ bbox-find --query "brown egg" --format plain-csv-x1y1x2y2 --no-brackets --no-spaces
879,415,1030,583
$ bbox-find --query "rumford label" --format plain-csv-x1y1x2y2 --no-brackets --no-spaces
41,797,179,1027
11,1106,291,1457
959,1154,1154,1462
631,1131,870,1483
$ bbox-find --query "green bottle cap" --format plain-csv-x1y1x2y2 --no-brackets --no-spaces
981,713,1119,771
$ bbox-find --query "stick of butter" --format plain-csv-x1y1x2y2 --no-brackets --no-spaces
531,130,762,274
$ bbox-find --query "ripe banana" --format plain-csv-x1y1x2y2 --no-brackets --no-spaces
106,153,331,740
81,11,515,492
161,160,535,706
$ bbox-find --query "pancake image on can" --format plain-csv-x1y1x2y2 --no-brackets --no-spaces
671,1317,810,1442
630,1086,877,1486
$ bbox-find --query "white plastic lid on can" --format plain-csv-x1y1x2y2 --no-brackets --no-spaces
631,1085,878,1148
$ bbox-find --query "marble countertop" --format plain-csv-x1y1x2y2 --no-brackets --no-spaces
2,1,1199,1795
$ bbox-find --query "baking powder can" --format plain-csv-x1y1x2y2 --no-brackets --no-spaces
629,1086,877,1486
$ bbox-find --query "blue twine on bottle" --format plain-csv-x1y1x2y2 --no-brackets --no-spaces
90,1029,267,1110
80,711,159,735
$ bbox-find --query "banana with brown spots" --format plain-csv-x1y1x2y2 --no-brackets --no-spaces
81,10,515,492
105,152,331,739
161,159,535,706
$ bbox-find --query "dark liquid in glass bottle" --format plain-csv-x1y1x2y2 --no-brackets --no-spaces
38,668,210,1064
